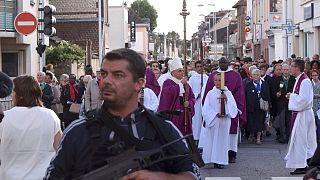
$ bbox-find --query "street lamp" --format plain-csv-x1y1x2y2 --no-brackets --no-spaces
197,3,216,60
226,14,232,60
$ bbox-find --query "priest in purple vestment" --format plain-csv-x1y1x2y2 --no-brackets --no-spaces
145,68,161,96
202,57,246,163
158,58,195,135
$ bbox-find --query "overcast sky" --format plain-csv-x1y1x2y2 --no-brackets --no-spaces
109,0,238,39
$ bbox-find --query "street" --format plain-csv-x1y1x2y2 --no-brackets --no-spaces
201,133,303,180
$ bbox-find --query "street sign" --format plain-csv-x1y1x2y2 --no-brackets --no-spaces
14,12,37,35
130,21,136,42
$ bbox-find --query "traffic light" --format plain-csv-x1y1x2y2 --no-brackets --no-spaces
245,16,251,33
36,43,46,57
43,5,56,36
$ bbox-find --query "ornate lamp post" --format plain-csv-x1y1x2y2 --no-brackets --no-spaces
180,0,190,134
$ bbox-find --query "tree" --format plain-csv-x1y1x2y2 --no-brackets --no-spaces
131,0,158,31
46,40,85,76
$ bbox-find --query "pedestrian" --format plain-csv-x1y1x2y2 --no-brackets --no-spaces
145,67,161,96
40,72,54,109
273,63,295,143
202,57,246,163
58,74,69,121
245,69,271,145
311,69,320,142
0,71,13,99
239,57,253,79
138,86,159,111
285,59,317,175
313,54,320,61
51,75,62,115
0,75,61,180
60,74,81,128
158,58,171,88
310,60,320,70
201,73,238,169
44,48,200,180
189,60,209,142
85,72,102,114
158,58,195,135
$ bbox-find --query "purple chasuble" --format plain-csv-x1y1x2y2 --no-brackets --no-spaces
290,73,309,132
145,68,161,96
158,79,195,135
202,70,246,134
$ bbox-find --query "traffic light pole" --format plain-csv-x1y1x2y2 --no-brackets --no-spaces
38,0,45,71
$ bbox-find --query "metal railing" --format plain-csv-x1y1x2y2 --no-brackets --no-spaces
0,0,16,32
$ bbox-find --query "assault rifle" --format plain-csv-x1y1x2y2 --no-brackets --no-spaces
74,134,204,180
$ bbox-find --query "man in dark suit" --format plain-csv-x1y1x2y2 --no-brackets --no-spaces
259,64,272,136
273,63,295,143
269,63,283,137
36,71,54,109
60,74,81,128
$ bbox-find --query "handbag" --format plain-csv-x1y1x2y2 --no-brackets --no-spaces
259,98,269,112
69,103,81,114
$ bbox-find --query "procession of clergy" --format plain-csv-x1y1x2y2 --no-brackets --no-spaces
142,56,316,174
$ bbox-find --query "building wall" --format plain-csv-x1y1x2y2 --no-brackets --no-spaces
109,5,129,51
0,0,47,76
130,25,149,57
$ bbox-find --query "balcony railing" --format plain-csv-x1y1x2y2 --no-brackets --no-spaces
0,0,16,32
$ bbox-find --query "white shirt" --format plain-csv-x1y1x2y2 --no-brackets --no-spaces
143,87,159,111
0,106,61,180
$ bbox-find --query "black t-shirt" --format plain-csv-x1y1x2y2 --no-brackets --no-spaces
44,106,200,180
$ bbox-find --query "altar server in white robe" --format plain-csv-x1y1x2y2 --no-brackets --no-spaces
285,59,317,175
189,60,208,141
201,73,238,169
139,87,159,111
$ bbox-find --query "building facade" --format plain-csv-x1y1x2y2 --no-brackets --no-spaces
0,0,48,77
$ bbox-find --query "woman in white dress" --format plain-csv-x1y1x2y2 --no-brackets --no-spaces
0,75,62,180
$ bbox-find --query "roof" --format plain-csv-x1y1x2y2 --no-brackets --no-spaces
232,0,246,8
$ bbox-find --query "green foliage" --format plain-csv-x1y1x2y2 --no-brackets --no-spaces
45,40,85,67
166,31,180,41
131,0,158,31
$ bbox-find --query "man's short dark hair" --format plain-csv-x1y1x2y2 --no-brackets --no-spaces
259,63,269,70
235,57,241,61
195,60,202,68
104,48,146,80
293,59,305,72
291,54,296,59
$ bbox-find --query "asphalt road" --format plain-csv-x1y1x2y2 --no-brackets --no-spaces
200,133,304,180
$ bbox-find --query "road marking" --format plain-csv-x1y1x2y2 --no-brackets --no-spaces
17,21,35,26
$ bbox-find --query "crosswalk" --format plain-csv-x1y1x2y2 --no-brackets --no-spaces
205,177,303,180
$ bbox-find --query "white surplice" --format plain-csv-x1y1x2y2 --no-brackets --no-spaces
200,87,238,165
143,87,159,111
285,73,317,168
189,72,208,140
158,72,170,89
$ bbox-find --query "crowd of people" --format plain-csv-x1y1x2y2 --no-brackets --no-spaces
0,48,319,179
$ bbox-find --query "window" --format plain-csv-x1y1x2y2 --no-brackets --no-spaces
2,52,18,77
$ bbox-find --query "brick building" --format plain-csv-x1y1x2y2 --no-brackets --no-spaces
232,0,247,58
50,0,109,71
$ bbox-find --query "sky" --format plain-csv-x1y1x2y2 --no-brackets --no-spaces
109,0,238,39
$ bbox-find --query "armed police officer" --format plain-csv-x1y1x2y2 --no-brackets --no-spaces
44,48,200,180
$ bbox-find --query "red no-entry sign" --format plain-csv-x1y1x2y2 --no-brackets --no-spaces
14,12,37,35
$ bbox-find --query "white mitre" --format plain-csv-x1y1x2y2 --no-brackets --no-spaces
169,58,183,72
